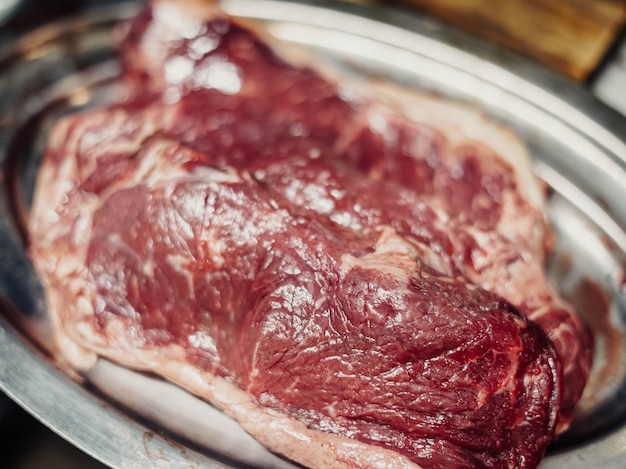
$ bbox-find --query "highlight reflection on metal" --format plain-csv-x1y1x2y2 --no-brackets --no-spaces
0,0,21,25
1,1,626,467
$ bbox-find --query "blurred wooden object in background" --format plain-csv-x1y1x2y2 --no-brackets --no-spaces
389,0,626,82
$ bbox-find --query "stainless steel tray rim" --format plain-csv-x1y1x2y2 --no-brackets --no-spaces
1,1,626,468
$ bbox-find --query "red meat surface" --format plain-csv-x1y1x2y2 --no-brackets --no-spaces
29,2,592,468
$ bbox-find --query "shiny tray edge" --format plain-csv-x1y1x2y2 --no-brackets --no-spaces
1,1,626,468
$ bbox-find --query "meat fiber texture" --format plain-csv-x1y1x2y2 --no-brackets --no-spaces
28,1,592,468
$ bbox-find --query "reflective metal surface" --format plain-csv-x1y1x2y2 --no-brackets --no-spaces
0,0,22,25
1,1,626,467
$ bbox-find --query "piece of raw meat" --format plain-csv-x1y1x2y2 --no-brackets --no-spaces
115,0,592,431
28,1,592,468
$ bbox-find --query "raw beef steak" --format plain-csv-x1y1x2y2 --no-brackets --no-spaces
28,1,592,468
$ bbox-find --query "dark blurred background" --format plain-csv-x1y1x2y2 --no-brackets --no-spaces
0,392,106,468
0,0,124,33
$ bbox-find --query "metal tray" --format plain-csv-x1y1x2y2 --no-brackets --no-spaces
2,1,626,467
